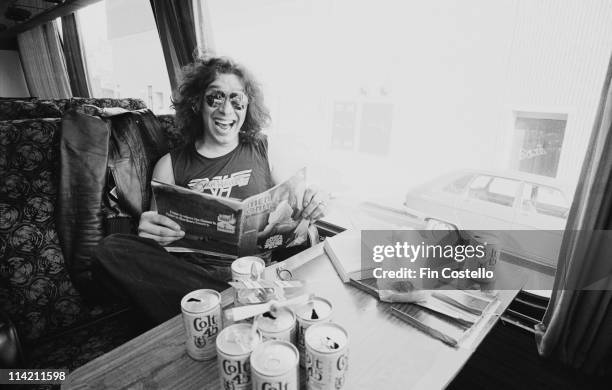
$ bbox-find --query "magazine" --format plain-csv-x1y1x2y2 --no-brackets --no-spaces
351,278,498,348
151,168,310,257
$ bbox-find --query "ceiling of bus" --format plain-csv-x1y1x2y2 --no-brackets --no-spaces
0,0,100,38
0,1,58,31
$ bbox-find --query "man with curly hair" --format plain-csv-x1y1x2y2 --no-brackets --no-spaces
92,56,327,324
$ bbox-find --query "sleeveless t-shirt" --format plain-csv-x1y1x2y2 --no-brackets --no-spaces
170,136,274,200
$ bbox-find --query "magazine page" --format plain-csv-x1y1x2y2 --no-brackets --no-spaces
150,168,309,256
238,168,309,255
151,180,244,255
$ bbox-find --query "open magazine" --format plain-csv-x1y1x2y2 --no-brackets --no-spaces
151,168,310,258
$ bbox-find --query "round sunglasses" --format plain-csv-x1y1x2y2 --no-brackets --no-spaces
204,90,248,111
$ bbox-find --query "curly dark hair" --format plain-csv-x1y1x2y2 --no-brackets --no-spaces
172,56,271,143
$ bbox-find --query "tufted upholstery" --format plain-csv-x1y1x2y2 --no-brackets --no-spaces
0,98,148,121
157,114,187,151
0,99,159,345
0,100,62,121
0,98,187,374
0,98,185,356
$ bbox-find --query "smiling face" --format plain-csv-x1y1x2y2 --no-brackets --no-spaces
201,73,248,148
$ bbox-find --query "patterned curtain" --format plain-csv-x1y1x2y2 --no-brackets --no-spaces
17,21,72,99
535,53,612,375
149,0,197,91
61,13,91,98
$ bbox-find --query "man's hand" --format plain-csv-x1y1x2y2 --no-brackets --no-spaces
300,187,328,221
138,211,185,246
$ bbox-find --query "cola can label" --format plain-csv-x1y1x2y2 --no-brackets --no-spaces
305,322,349,390
216,323,262,390
181,289,222,360
295,296,333,367
251,340,299,390
256,307,296,344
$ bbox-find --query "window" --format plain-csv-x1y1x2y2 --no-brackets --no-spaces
487,178,520,207
468,176,519,207
512,113,567,178
443,174,473,194
469,176,491,191
207,0,610,196
77,0,173,114
204,0,612,269
521,183,569,219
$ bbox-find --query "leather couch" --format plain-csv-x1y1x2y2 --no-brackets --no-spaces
0,98,184,371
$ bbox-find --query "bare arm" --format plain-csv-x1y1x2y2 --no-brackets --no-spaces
152,153,176,184
139,153,184,245
149,153,175,211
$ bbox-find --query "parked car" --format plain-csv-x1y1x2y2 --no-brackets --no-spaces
403,169,574,267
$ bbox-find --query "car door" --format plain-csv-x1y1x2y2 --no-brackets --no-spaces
456,175,520,230
512,183,568,266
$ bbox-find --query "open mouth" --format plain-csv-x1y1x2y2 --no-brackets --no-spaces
213,119,236,131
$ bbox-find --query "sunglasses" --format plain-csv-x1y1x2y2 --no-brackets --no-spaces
204,90,248,111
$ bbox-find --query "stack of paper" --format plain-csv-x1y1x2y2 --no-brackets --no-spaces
323,230,364,282
349,278,499,348
392,290,498,347
391,305,465,348
324,230,500,347
431,290,493,316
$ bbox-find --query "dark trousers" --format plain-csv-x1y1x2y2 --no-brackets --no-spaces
91,234,229,326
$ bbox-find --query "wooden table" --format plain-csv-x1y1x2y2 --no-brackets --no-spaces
63,244,526,390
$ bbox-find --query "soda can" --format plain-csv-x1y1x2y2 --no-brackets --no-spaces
250,340,299,390
256,307,296,344
216,323,262,390
464,232,500,282
231,256,265,281
180,289,222,360
305,322,349,390
295,296,333,367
